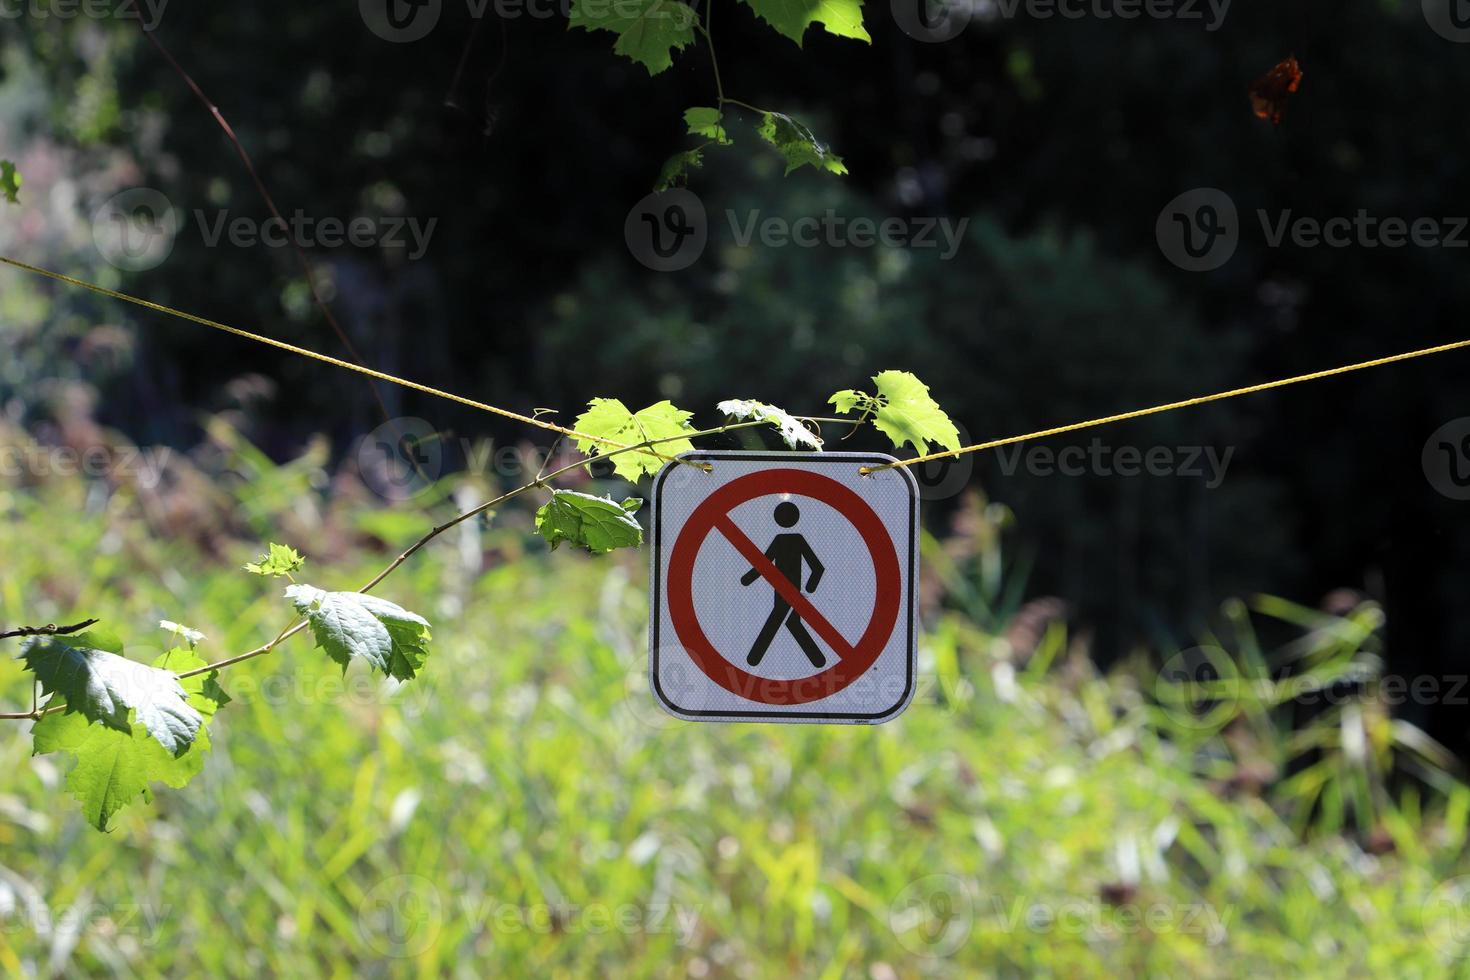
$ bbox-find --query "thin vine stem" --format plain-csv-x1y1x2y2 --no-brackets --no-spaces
697,3,770,122
349,417,767,597
699,15,724,106
0,619,98,641
0,416,783,711
722,97,769,116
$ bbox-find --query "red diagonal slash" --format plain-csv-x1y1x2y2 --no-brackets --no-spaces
713,514,856,663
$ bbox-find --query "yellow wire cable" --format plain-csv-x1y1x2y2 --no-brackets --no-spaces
5,255,1466,477
861,338,1470,473
0,255,672,462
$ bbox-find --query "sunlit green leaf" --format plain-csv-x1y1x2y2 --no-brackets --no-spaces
739,0,869,45
684,106,730,144
568,0,698,75
21,634,202,755
717,398,822,449
244,543,306,578
829,370,960,454
573,398,695,481
655,148,706,191
757,111,847,176
534,490,644,555
32,649,226,831
286,585,432,682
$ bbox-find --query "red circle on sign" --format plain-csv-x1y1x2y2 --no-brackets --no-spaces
666,469,902,705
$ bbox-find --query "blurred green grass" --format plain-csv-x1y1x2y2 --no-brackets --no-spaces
1,442,1469,978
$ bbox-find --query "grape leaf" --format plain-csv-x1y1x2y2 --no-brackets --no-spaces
285,585,432,681
32,650,227,831
534,490,644,554
656,109,732,190
244,543,305,577
20,633,203,756
717,398,823,449
829,371,961,454
0,160,19,204
739,0,869,44
758,112,847,176
159,620,206,647
573,398,695,481
656,148,706,191
568,0,698,75
684,106,730,144
870,370,961,453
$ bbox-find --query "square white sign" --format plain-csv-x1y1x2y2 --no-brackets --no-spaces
649,451,918,723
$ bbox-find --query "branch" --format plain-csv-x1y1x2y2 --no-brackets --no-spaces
5,417,782,708
0,620,98,720
0,619,99,642
1,415,788,714
183,418,765,679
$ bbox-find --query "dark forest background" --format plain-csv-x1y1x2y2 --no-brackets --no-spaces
3,2,1468,748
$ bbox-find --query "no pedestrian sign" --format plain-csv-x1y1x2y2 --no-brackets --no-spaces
649,452,918,724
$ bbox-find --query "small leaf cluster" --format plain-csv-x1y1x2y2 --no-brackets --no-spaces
531,372,957,554
658,107,846,190
564,0,864,186
24,628,229,830
243,543,306,578
19,545,433,829
830,370,962,455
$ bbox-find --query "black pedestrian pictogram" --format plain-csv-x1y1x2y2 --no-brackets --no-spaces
740,501,827,668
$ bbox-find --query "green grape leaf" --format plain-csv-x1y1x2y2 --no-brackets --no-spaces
201,674,232,710
739,0,869,45
159,620,206,647
656,108,732,190
828,389,866,414
621,497,644,513
757,112,847,176
568,0,698,75
285,585,432,682
655,148,705,191
717,398,823,449
0,160,19,204
20,634,203,756
830,371,961,453
32,649,227,831
573,398,695,481
684,106,730,144
244,543,305,577
870,370,961,454
534,490,644,555
34,714,172,831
